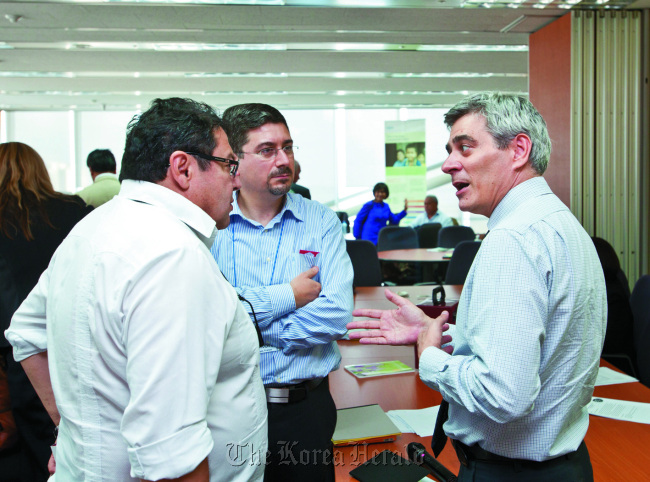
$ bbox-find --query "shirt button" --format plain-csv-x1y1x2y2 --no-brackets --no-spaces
266,257,271,262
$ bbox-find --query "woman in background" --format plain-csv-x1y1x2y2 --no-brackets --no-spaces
0,142,91,481
353,182,407,245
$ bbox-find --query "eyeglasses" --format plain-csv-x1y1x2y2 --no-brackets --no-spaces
239,145,298,161
185,151,239,177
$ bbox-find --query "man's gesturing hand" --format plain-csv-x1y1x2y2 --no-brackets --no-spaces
291,266,321,308
347,289,452,352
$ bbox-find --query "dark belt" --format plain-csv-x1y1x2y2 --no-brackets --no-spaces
451,439,582,468
265,377,324,404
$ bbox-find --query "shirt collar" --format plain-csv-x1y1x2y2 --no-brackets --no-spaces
94,172,119,182
487,176,551,230
231,191,303,227
119,180,217,248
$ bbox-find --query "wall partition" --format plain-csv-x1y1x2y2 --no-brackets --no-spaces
571,9,649,286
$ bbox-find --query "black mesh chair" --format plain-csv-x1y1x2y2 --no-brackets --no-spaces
444,240,481,285
631,275,650,386
592,237,637,376
377,226,418,251
438,225,475,249
345,240,383,287
416,223,442,249
336,211,350,233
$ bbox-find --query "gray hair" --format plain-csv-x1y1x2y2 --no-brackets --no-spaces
444,92,551,175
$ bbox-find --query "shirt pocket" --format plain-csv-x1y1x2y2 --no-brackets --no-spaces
291,252,320,283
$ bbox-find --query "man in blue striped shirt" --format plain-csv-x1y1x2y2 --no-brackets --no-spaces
349,93,606,481
211,103,353,482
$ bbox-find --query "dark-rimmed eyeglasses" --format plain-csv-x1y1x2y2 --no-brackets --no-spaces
239,145,298,161
186,151,239,177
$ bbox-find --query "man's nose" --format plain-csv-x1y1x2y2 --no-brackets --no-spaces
231,171,242,190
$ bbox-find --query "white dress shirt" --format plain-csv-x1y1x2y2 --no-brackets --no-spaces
410,210,454,228
6,180,267,481
419,177,606,461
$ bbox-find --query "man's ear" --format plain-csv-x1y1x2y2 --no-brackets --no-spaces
167,151,193,191
511,133,532,170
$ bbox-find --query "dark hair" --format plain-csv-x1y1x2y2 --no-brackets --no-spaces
222,103,289,156
86,149,116,173
405,144,418,152
373,182,389,198
0,142,72,240
120,98,223,183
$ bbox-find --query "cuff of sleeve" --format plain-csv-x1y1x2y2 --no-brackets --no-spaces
4,331,47,362
127,422,213,481
267,284,296,321
418,346,451,390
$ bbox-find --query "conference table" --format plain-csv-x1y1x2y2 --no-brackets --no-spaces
377,248,453,263
377,249,453,283
330,285,650,481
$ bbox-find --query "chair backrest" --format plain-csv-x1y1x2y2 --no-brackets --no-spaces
335,211,350,233
445,240,482,285
377,226,418,252
438,225,475,248
630,275,650,386
345,240,383,287
416,223,442,249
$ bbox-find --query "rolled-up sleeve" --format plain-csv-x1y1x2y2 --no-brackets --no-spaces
6,269,50,362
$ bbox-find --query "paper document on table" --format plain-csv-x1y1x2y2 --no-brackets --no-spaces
427,247,453,252
387,405,440,438
588,397,650,424
595,366,638,386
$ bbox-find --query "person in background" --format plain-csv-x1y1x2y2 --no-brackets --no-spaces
353,182,407,245
411,195,454,228
348,92,606,481
76,149,121,208
6,98,268,481
395,149,405,164
0,142,91,482
290,159,311,199
212,102,353,482
393,144,422,167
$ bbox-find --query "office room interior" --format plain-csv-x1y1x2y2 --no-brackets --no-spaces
0,0,648,283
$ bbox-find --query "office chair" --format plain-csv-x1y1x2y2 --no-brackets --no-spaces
438,225,475,249
335,211,350,233
630,275,650,387
592,237,637,376
345,240,383,287
377,226,418,252
444,240,481,285
416,223,442,249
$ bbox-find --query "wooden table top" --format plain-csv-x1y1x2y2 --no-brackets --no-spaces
330,286,650,481
378,248,453,263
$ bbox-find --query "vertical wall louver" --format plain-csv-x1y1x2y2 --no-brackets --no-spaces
571,10,648,288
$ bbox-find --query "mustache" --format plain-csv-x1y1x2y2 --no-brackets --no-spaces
268,166,293,178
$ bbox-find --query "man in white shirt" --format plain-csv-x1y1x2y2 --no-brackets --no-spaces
348,92,605,481
6,98,268,482
411,195,454,228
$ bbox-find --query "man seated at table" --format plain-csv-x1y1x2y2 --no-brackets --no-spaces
348,92,606,482
411,195,453,229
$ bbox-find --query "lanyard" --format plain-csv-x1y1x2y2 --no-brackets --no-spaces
231,215,285,287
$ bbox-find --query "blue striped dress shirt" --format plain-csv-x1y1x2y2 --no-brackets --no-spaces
211,192,354,386
419,177,607,461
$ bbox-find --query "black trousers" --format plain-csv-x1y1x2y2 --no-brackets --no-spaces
264,377,337,482
457,441,594,482
3,349,54,482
